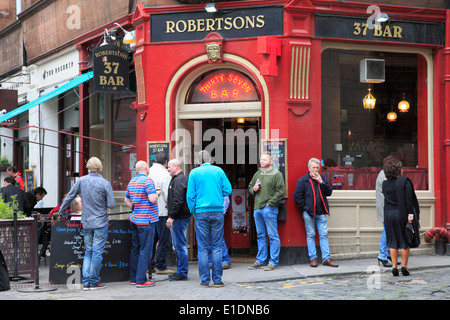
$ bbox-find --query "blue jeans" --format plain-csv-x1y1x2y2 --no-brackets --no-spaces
82,225,108,286
254,205,280,266
378,223,390,260
194,211,224,285
303,211,330,262
208,238,231,265
152,216,171,270
171,217,191,278
130,222,155,284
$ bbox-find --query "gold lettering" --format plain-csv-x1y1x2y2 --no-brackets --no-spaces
176,20,187,33
216,17,224,30
383,25,392,37
206,18,215,31
197,19,205,32
256,15,265,28
99,76,107,85
224,17,233,30
166,21,175,33
233,16,245,30
393,26,402,38
164,14,268,34
116,76,124,86
353,22,361,35
374,25,382,37
361,23,368,36
245,16,255,29
188,19,196,32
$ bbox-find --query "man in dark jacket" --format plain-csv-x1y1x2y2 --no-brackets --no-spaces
166,159,191,281
2,177,25,212
294,158,338,268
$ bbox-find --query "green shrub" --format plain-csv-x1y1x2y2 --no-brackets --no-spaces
0,194,26,219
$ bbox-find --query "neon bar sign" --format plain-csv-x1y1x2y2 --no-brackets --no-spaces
189,70,259,103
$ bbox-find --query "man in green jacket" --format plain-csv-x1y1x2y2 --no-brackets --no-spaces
248,152,285,271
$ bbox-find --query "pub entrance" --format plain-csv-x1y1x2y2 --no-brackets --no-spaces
180,117,261,260
174,64,264,261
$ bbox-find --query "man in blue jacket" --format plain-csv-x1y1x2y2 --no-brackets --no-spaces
186,150,232,288
294,158,338,268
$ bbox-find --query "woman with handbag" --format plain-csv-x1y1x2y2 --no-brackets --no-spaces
382,157,420,276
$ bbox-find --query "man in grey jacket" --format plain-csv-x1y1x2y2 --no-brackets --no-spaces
59,157,115,290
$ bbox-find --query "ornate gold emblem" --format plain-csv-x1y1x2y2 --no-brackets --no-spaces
206,42,221,62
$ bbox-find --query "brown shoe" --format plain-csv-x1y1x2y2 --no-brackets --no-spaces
310,258,318,267
323,258,339,267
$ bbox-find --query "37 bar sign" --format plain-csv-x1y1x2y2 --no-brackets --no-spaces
93,44,129,93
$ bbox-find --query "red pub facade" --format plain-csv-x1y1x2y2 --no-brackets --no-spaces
75,0,450,263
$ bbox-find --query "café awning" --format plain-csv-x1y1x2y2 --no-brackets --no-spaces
0,71,93,123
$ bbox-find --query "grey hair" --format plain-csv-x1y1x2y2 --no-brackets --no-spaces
308,158,321,168
196,150,211,164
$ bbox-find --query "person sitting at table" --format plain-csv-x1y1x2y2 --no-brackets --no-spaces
70,196,82,221
47,194,70,220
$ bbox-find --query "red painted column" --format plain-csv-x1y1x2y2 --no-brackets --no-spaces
443,9,450,232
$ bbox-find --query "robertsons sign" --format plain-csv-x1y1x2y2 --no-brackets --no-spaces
151,5,283,42
93,44,130,93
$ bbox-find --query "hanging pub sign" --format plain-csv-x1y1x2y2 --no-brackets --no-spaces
93,44,129,93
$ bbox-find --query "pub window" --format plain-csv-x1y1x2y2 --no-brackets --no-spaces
321,49,428,190
89,70,137,191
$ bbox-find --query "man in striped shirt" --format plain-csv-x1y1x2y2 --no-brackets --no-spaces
125,161,159,287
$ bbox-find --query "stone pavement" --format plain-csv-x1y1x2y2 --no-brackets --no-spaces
2,254,449,300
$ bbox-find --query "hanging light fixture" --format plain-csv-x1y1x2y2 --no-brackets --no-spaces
100,29,109,46
387,105,397,122
114,22,136,44
363,88,376,110
398,93,410,112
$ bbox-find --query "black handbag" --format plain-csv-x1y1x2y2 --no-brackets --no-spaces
405,222,415,245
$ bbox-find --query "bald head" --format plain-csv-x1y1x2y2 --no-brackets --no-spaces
135,161,149,175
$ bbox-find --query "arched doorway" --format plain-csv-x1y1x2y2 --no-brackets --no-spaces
168,54,268,258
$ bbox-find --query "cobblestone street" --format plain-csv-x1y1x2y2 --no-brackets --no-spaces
228,267,450,300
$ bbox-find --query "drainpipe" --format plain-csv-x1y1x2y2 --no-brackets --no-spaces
444,8,450,234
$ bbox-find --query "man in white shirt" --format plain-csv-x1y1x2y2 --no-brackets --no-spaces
148,152,174,274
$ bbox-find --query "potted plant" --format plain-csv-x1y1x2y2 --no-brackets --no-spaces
0,155,11,171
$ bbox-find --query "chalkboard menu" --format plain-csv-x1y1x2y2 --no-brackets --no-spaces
24,170,35,192
49,219,132,285
147,141,170,166
262,139,288,195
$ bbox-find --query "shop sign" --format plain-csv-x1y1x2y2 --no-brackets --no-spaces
315,14,444,45
151,5,283,42
0,89,18,126
93,44,129,93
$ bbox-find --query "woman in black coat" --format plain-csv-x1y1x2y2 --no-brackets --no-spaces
382,158,420,276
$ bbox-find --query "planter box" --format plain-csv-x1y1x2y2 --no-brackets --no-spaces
0,219,35,277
